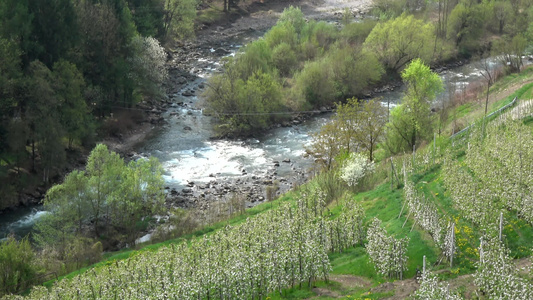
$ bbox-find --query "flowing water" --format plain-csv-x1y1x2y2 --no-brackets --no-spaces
0,33,508,240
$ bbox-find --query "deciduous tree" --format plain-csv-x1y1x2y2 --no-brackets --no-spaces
385,59,443,153
363,14,434,73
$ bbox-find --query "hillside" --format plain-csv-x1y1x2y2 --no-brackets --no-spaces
6,67,533,299
3,0,533,298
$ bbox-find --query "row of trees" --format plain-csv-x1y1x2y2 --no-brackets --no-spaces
366,218,409,279
204,7,384,135
5,187,369,299
415,236,533,299
0,0,195,209
205,0,533,136
442,119,533,231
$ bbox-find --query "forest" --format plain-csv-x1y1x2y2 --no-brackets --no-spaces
0,0,196,210
2,0,533,298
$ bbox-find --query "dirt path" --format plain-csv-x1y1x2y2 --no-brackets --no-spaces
307,274,373,299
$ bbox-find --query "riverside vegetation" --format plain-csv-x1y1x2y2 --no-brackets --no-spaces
3,0,533,298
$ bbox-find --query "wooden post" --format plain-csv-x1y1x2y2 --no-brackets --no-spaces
403,160,407,185
412,144,416,171
423,255,426,273
391,157,400,187
450,222,455,268
499,212,503,242
480,236,484,263
433,133,436,165
391,158,394,190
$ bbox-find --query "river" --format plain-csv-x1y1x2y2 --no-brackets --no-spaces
0,30,503,240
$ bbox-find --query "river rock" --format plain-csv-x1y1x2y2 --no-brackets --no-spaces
182,90,193,97
282,158,291,163
182,188,193,194
214,48,230,55
176,76,187,85
184,126,192,131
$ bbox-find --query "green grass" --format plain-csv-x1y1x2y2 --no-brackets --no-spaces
490,66,533,95
38,65,533,299
325,181,439,298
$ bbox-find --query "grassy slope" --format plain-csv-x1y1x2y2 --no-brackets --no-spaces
42,67,533,299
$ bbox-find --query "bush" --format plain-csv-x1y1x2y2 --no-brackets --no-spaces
294,59,335,107
0,236,36,296
340,153,375,188
272,42,298,77
302,21,338,52
339,19,377,45
264,23,297,49
234,40,273,80
315,171,345,205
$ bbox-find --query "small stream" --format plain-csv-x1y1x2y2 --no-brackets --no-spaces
0,32,507,240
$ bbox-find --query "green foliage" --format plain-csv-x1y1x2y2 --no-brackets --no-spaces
234,39,273,80
447,2,488,55
35,144,165,248
27,0,78,67
271,42,298,77
385,59,443,153
277,5,306,35
326,46,383,99
0,236,36,296
489,0,513,34
363,14,434,73
294,58,335,107
52,60,92,148
0,39,22,118
301,21,338,53
162,0,197,40
307,98,387,169
26,61,66,179
129,0,165,37
264,23,298,49
371,0,406,19
0,0,32,63
339,19,378,46
206,70,284,135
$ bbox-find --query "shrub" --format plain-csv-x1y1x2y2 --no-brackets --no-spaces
0,236,36,296
272,42,298,77
340,153,375,188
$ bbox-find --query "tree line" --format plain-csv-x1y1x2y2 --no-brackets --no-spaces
205,0,532,136
0,0,197,210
